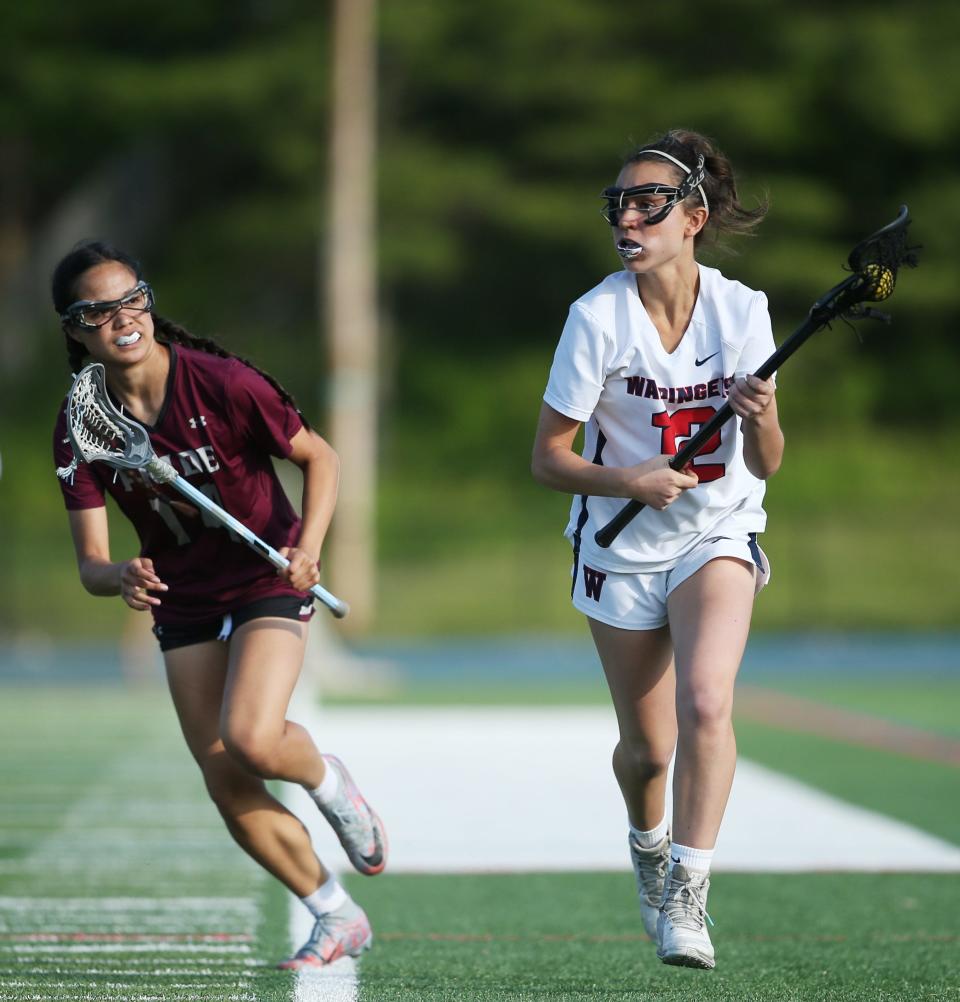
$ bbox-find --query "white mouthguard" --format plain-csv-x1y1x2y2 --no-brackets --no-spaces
617,241,644,259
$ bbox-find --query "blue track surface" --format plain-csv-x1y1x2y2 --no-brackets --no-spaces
351,632,960,682
2,632,958,685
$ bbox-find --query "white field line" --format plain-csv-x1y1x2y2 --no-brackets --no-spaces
0,981,255,989
1,738,264,997
0,993,255,1002
0,898,257,912
288,705,960,873
0,995,256,1002
11,943,252,955
0,963,260,974
282,668,361,1002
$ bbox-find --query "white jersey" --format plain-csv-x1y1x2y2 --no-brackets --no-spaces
543,264,776,573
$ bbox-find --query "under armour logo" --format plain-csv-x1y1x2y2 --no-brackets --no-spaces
583,565,607,601
188,415,207,428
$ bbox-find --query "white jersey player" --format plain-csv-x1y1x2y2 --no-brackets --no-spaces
546,263,776,578
533,129,784,971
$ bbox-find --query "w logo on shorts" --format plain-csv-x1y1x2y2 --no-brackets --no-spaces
582,565,607,601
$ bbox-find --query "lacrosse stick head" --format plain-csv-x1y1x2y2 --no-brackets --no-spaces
809,205,920,325
56,363,155,481
845,205,920,309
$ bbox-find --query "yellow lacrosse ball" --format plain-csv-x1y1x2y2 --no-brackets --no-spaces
863,262,895,301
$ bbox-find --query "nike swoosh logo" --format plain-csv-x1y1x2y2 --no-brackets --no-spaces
694,352,719,367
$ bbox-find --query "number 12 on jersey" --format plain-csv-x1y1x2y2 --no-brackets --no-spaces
652,406,725,482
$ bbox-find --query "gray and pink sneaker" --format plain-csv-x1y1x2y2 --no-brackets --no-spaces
313,755,388,876
278,897,372,970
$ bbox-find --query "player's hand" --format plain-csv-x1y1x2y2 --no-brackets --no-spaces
728,372,776,422
278,546,321,592
120,557,167,611
624,456,699,510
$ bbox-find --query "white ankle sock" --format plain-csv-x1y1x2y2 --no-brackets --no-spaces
669,841,714,873
630,817,668,849
309,757,340,803
301,875,347,917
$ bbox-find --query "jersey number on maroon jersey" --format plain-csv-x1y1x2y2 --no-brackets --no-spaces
651,406,725,483
150,483,240,545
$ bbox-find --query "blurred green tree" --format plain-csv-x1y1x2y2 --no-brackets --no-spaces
2,0,958,636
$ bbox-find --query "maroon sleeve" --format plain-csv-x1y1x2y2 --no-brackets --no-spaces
52,402,106,511
224,362,304,459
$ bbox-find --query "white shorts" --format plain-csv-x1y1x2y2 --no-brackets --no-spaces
571,533,771,631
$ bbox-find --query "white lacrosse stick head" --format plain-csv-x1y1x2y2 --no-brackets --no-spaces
56,363,156,480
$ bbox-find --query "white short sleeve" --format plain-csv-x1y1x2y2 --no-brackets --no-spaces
543,305,614,422
735,292,777,383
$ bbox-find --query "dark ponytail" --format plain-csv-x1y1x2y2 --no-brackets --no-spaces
624,129,768,249
151,315,310,428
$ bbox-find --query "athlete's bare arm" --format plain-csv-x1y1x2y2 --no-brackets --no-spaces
727,375,784,479
67,506,167,610
278,426,339,591
531,402,698,511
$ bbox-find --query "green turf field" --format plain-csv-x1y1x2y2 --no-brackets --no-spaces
745,676,960,738
734,719,960,846
347,871,958,1002
1,680,957,1001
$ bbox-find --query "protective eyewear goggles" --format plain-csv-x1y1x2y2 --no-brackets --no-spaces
600,183,684,226
61,281,154,330
600,152,709,227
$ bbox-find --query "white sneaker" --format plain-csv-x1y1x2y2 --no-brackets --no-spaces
656,864,715,970
313,755,387,876
277,897,372,970
628,830,670,939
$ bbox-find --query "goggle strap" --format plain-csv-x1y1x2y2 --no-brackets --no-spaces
642,150,709,213
602,183,680,208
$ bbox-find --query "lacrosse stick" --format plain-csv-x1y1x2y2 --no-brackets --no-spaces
56,363,349,618
595,205,920,548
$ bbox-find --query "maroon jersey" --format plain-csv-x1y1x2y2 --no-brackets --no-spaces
53,345,307,626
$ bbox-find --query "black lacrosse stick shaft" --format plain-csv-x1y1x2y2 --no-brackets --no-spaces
593,273,871,549
594,206,915,548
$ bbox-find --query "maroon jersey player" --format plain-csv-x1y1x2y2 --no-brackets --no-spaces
54,346,308,629
51,241,386,970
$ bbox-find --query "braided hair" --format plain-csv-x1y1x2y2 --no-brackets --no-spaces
624,129,768,249
51,240,309,426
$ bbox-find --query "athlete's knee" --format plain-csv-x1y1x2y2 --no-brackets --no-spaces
614,736,673,783
676,685,734,733
220,723,284,779
200,751,265,816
